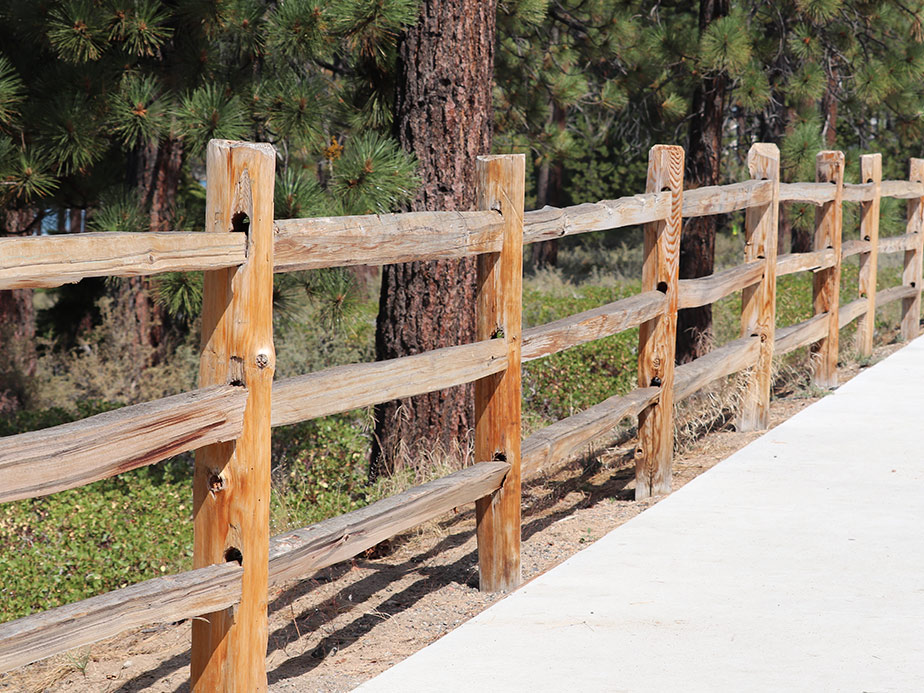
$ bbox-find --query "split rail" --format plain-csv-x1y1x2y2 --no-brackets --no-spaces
0,139,921,689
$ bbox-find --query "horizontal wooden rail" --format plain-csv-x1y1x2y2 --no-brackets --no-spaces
677,261,763,310
268,461,510,587
681,180,773,217
0,562,242,673
779,182,837,204
775,314,830,355
876,284,918,306
521,291,666,362
841,239,871,259
880,180,924,199
673,336,761,402
271,340,507,428
842,182,875,203
0,385,246,503
776,248,836,277
520,387,659,477
0,232,246,290
522,193,668,244
878,232,917,254
273,210,503,271
839,298,867,328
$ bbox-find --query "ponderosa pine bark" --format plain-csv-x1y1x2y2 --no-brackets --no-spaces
372,0,497,477
676,0,729,364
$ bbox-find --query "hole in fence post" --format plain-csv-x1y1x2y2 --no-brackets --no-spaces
224,547,243,566
208,473,225,493
493,452,507,463
656,281,668,294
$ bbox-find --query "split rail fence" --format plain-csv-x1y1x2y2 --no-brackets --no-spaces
0,139,921,690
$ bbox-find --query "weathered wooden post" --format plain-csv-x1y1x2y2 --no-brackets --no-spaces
811,150,844,389
901,158,924,341
739,143,780,431
635,144,683,500
475,154,525,592
856,153,882,357
192,140,275,691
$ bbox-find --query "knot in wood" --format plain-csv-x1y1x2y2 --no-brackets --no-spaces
256,353,269,369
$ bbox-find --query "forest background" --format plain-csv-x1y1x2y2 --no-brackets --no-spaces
1,0,923,620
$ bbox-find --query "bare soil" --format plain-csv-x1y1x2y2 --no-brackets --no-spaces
0,344,902,693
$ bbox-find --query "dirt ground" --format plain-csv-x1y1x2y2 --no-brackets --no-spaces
0,344,903,693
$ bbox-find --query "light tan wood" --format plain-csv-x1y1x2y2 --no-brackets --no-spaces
681,179,773,217
271,340,507,428
739,143,780,431
842,182,876,203
901,159,924,340
0,563,242,674
521,387,659,477
811,151,844,389
775,314,830,355
0,385,245,503
635,144,683,500
474,154,525,593
856,154,882,357
878,233,917,254
522,192,668,244
877,284,918,306
677,260,764,310
779,181,837,204
192,140,275,692
841,239,872,258
880,180,924,199
521,291,666,362
0,232,246,290
273,210,503,270
673,336,761,402
775,248,836,276
268,461,510,587
839,298,868,329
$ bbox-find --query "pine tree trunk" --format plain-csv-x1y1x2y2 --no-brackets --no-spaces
676,0,729,364
372,0,497,477
0,208,39,414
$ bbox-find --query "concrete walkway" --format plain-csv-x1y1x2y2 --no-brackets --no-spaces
359,338,924,692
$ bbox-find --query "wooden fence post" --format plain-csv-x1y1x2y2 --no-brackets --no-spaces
811,150,844,389
192,140,276,691
856,153,882,357
635,145,683,500
474,154,525,593
739,143,780,431
901,158,924,341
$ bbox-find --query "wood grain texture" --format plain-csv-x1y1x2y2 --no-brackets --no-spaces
636,144,683,499
268,461,510,588
901,159,924,341
842,182,876,203
0,385,245,503
856,154,882,357
811,151,844,389
877,283,918,306
841,239,872,258
0,563,242,674
521,291,666,362
677,260,764,310
0,232,246,290
739,143,780,431
680,179,773,217
271,340,506,427
779,181,837,204
775,248,836,276
839,298,867,328
520,387,659,478
192,140,275,692
775,314,830,355
273,210,503,270
880,180,924,199
673,336,761,403
474,154,524,593
878,233,917,254
522,192,668,244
